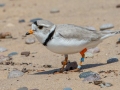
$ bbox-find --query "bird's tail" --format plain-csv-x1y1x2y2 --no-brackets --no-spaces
100,30,120,40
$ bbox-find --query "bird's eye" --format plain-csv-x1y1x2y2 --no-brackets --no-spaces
38,26,43,29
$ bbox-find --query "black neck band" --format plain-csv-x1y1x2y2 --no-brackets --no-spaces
43,29,55,46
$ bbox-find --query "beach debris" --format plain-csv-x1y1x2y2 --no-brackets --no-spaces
83,74,101,82
30,18,42,23
85,52,94,58
21,68,29,73
21,51,30,57
0,47,7,52
65,61,77,71
17,87,28,90
50,8,60,13
79,71,96,78
99,83,112,88
19,19,25,23
0,55,11,63
107,58,118,64
100,24,114,30
63,87,72,90
0,32,12,39
8,52,18,57
85,26,96,31
8,70,24,78
25,38,35,44
94,81,103,85
116,38,120,44
116,4,120,8
0,3,5,7
87,47,100,53
43,64,52,68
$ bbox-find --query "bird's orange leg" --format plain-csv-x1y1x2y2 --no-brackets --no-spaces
54,54,68,74
71,48,87,72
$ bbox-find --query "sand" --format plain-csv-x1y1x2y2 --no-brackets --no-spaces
0,0,120,90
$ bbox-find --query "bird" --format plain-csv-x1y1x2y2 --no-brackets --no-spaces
26,19,120,73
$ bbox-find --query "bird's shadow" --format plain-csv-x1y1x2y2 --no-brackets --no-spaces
33,60,117,75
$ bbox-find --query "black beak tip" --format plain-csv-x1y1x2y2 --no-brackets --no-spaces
26,32,30,35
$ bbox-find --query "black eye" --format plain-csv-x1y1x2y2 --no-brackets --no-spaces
38,26,43,29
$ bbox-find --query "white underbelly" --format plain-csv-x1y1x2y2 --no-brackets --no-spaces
46,38,102,54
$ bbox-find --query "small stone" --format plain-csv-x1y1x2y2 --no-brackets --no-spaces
63,87,72,90
116,4,120,8
85,52,94,58
104,83,112,87
116,38,120,44
99,83,105,88
85,26,96,31
0,32,12,39
8,52,18,57
107,58,118,64
79,71,96,78
25,38,35,44
65,61,77,71
19,19,25,23
43,65,52,68
0,4,5,7
94,81,103,85
50,8,60,13
17,87,28,90
83,74,101,82
8,70,24,78
0,47,7,52
100,24,114,30
21,51,30,57
30,18,42,23
0,55,11,63
22,68,28,73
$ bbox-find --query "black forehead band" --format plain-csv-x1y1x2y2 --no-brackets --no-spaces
33,21,38,26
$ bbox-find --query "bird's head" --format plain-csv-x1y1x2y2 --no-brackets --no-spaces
26,20,55,43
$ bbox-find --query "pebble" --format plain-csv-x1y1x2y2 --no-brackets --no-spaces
0,55,11,63
94,81,103,85
63,87,72,90
0,3,5,7
43,65,52,68
19,19,25,23
100,24,114,30
107,58,118,64
116,38,120,44
85,26,96,31
83,74,101,82
85,52,94,58
79,71,96,78
65,61,77,71
17,87,28,90
116,4,120,8
25,38,35,44
87,47,100,53
50,8,60,13
8,70,24,78
99,83,112,88
8,52,18,57
0,47,7,52
30,18,42,23
22,68,28,73
0,32,12,39
21,51,30,57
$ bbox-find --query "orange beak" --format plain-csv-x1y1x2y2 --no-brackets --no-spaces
26,30,34,35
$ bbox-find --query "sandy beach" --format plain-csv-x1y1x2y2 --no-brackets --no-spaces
0,0,120,90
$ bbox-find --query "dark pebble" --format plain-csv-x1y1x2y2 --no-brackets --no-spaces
30,18,42,23
43,64,52,68
19,19,25,23
21,51,30,57
65,61,77,71
116,4,120,8
22,68,28,73
107,58,118,64
0,4,5,7
17,87,28,90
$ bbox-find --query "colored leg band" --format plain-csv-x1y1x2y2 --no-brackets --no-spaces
77,65,81,69
81,58,84,62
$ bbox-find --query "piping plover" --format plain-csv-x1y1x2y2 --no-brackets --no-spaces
26,19,120,73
